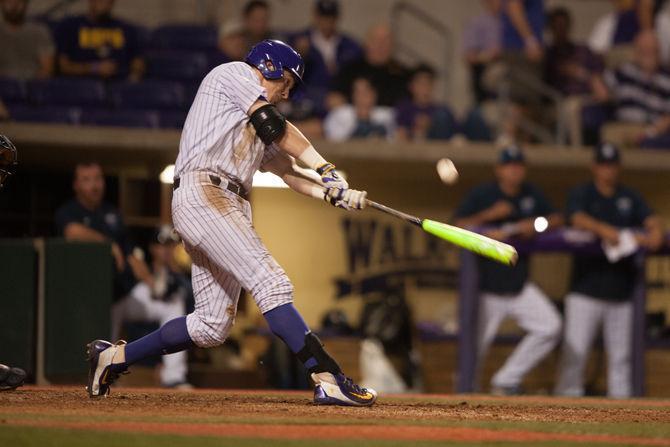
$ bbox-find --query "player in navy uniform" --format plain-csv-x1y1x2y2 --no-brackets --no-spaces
555,143,664,398
454,145,563,395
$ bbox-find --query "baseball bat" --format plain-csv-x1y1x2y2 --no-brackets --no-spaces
366,199,518,266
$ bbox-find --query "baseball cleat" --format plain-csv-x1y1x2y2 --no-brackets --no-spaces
311,372,377,407
86,339,127,397
0,364,26,391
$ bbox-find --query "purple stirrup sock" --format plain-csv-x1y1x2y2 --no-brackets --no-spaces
112,316,195,373
263,303,318,369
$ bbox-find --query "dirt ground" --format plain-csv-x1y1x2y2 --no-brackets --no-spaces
2,386,670,445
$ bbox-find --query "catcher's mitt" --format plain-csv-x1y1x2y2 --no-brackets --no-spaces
0,364,26,391
0,134,18,189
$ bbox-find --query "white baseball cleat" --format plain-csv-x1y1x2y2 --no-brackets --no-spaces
311,372,378,407
86,339,127,397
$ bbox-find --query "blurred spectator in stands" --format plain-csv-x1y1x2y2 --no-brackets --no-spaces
490,0,546,143
55,0,145,81
111,225,192,389
454,144,562,395
462,0,502,104
214,19,246,64
242,0,272,51
290,0,362,117
589,0,655,65
395,64,457,142
544,7,605,146
0,0,54,79
555,143,664,398
329,23,409,109
324,76,394,141
55,163,191,388
592,30,670,148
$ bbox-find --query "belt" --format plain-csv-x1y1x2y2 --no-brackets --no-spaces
173,174,247,200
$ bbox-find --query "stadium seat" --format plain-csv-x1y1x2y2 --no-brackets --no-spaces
148,25,218,52
79,108,160,128
8,104,80,124
0,78,27,103
27,78,107,106
146,50,210,81
108,80,185,109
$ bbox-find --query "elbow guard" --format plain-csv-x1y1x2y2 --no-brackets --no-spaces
250,104,287,145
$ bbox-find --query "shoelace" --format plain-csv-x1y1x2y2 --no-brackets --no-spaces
340,374,367,395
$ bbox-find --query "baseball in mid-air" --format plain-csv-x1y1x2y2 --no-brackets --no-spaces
436,158,458,184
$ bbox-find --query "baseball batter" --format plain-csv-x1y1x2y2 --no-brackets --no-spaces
86,40,377,406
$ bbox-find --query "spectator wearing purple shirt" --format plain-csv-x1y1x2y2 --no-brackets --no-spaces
545,7,605,146
55,0,145,81
395,65,457,141
289,0,363,117
462,0,503,103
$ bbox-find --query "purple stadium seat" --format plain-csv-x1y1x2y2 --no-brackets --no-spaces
8,104,80,124
158,110,189,129
79,108,160,128
109,81,185,109
146,51,210,81
149,25,218,52
27,78,107,106
0,78,27,103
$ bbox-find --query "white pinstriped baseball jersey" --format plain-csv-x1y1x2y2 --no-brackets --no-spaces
175,61,280,192
171,61,294,348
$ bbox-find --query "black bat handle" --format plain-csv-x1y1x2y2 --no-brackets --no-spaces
366,199,423,227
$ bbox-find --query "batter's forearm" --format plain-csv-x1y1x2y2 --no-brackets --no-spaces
278,122,329,170
284,174,325,200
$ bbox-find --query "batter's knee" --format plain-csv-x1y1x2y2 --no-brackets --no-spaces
251,273,294,314
186,311,234,348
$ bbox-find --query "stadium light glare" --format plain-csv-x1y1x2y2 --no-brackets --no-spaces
534,216,549,233
253,171,288,188
159,164,175,184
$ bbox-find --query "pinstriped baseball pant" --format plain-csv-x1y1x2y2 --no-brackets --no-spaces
171,171,294,348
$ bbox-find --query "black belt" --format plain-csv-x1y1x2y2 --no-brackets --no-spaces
173,174,247,199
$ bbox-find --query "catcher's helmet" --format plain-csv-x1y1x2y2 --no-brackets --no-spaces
246,39,304,83
0,134,18,189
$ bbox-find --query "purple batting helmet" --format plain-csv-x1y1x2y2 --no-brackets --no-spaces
245,39,304,83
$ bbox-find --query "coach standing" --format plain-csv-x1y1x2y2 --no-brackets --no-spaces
454,145,563,395
555,143,664,398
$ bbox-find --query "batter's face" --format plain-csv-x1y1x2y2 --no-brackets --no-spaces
74,163,105,209
262,69,296,103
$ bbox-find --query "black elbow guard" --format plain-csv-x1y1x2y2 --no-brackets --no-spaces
250,104,287,145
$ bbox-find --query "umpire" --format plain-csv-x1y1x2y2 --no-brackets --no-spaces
454,145,563,395
555,143,664,398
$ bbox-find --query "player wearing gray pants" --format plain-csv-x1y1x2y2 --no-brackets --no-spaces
555,143,664,398
454,145,563,394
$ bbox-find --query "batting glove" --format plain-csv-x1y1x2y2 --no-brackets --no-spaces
325,188,367,210
317,162,348,190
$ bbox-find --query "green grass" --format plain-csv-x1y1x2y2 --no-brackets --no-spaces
2,411,668,439
0,426,650,447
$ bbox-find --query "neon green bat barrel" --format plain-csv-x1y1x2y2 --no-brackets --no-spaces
422,219,518,266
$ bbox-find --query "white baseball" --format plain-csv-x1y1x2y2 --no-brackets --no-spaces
436,158,458,184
